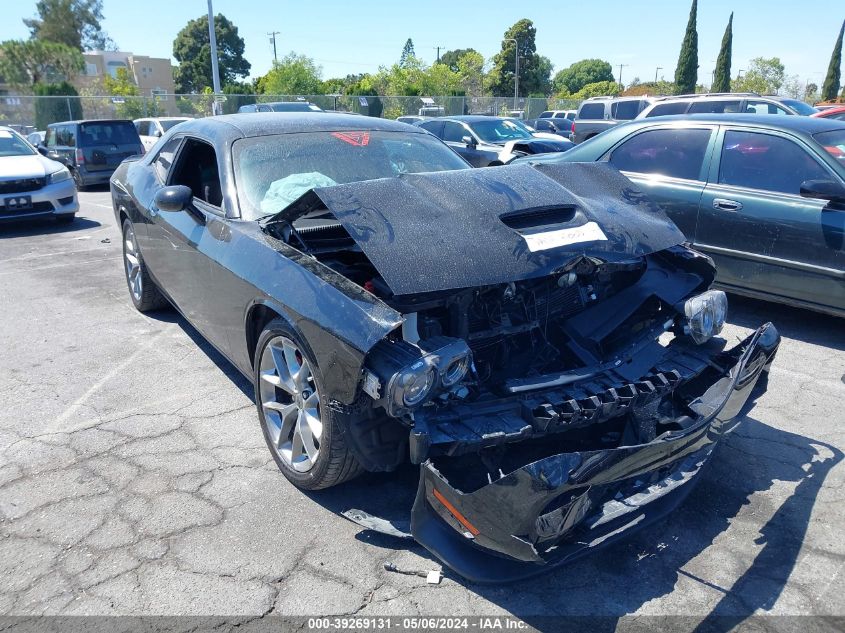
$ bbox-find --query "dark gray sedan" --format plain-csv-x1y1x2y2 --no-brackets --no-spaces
110,113,778,582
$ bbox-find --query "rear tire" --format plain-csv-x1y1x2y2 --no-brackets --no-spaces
254,318,363,490
121,219,168,312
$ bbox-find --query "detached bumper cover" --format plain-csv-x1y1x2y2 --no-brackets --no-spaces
410,323,779,583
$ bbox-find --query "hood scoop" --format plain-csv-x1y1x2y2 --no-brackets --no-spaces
267,162,684,296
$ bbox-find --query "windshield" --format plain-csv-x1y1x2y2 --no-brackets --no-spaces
160,119,189,132
469,119,533,143
0,129,37,157
234,130,470,220
814,130,845,165
79,122,140,146
780,99,818,116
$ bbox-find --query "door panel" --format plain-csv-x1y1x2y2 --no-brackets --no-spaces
605,126,717,240
695,128,845,312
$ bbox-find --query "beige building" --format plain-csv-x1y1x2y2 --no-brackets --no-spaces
75,50,179,114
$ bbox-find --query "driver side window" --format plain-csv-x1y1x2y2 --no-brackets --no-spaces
442,121,468,143
153,136,182,182
168,138,223,207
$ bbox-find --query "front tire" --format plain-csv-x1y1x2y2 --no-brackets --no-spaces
71,169,86,192
254,319,363,490
122,219,168,312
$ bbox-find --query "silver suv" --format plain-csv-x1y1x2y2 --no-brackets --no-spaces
570,96,655,144
637,93,819,118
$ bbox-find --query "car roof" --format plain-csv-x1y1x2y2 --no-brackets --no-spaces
434,115,509,123
166,112,426,142
47,119,133,126
617,113,845,133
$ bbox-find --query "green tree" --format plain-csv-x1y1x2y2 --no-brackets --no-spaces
488,19,551,97
455,50,485,97
439,48,478,72
23,0,113,51
33,81,82,128
572,80,622,99
712,12,733,93
173,13,251,93
674,0,699,94
552,59,614,95
257,53,323,95
222,81,255,114
821,20,844,101
733,57,784,94
0,39,83,87
102,67,152,118
399,38,415,68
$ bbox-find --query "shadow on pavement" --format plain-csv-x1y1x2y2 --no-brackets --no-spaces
0,216,101,239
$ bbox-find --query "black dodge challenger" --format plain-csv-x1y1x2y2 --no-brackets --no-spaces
111,113,779,582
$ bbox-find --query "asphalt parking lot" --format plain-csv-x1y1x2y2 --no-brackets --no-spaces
1,188,844,625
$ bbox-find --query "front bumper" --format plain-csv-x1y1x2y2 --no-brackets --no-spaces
0,179,78,222
409,323,779,583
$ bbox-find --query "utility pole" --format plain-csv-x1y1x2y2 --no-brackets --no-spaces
207,0,222,115
268,31,279,64
505,38,519,110
618,63,628,88
435,46,442,63
655,66,662,83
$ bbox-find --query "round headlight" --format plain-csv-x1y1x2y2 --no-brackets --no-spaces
441,355,470,387
683,290,727,344
397,365,435,406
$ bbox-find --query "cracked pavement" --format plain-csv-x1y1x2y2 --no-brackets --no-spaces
0,189,844,622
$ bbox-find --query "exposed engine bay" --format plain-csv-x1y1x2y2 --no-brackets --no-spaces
264,201,730,479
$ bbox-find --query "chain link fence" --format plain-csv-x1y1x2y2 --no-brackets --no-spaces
0,93,583,132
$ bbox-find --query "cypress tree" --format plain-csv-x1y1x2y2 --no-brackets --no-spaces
712,13,733,93
821,20,844,101
674,0,699,95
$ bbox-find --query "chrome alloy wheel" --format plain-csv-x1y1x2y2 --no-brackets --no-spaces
258,335,322,472
123,224,142,302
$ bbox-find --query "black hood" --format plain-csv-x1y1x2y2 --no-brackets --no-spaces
271,162,685,296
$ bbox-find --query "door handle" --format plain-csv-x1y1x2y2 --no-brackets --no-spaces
713,198,743,211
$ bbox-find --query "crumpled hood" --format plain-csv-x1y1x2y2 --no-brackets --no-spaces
273,162,685,296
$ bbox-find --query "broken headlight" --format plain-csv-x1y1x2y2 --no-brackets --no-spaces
364,337,472,415
683,290,727,344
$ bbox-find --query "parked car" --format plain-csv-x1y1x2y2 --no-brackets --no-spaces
418,115,572,166
513,114,845,317
396,115,432,125
812,105,845,121
638,93,818,119
237,102,323,113
538,109,577,120
503,117,572,144
110,112,778,582
526,117,574,136
40,119,144,190
134,117,190,151
570,96,655,143
26,131,45,147
0,125,78,223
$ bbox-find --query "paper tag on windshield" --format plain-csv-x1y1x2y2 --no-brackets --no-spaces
522,221,608,252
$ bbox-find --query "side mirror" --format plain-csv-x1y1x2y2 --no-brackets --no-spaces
461,135,477,148
37,144,48,156
152,129,162,138
154,185,193,212
800,179,845,206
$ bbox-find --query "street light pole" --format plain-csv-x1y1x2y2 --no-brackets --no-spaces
207,0,222,115
654,66,662,83
504,38,518,110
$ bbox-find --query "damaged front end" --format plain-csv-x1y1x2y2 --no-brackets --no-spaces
410,322,778,582
260,162,780,581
